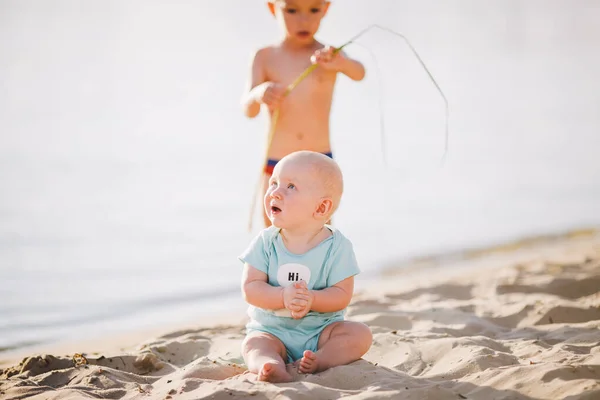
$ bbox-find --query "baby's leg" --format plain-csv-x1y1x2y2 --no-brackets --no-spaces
298,321,372,374
242,331,292,383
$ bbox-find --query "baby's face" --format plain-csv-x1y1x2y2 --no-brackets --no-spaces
264,159,325,229
270,0,330,44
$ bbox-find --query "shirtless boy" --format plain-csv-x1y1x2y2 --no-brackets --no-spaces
239,151,372,383
242,0,366,227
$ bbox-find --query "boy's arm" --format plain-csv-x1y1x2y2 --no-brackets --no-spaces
337,50,365,81
241,263,284,309
241,48,268,118
309,276,354,313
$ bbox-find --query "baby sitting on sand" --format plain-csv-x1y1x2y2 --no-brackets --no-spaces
238,150,372,382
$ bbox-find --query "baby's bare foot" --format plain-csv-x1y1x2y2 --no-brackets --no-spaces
257,361,293,383
298,350,319,374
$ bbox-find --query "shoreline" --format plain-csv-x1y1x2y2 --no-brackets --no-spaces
379,226,600,274
2,226,598,366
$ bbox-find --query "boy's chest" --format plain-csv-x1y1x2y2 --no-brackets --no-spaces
266,54,336,95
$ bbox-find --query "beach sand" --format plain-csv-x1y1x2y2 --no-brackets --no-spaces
1,232,599,399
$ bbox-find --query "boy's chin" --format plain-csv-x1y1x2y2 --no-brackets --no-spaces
295,32,313,40
287,33,314,43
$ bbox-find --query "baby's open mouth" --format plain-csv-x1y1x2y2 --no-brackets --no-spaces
271,206,281,213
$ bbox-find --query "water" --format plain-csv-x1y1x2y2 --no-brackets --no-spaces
1,0,599,352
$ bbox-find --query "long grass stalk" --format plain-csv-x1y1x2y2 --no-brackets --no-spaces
248,24,448,231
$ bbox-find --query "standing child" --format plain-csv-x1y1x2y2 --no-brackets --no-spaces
242,0,366,227
238,151,372,383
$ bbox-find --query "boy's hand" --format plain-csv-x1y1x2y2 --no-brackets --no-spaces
311,46,345,72
289,281,314,320
256,82,286,112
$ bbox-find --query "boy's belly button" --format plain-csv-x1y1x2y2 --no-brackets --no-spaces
296,132,304,140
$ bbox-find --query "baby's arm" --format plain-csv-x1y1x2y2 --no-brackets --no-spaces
242,263,312,313
309,276,354,313
242,263,284,309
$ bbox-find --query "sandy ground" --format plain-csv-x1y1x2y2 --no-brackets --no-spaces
1,232,599,399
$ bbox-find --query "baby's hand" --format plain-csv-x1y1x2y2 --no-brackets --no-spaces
256,82,286,112
289,281,314,320
310,46,345,71
282,281,311,319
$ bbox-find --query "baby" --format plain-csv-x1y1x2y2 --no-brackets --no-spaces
239,151,372,383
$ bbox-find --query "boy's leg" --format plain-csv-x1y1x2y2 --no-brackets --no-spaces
261,172,272,228
297,321,372,374
242,331,292,383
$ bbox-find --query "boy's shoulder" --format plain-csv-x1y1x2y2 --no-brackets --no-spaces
252,44,278,59
248,45,278,71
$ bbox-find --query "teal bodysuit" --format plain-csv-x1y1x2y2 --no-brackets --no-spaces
238,225,361,362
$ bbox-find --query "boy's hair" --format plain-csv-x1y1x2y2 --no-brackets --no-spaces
269,0,330,4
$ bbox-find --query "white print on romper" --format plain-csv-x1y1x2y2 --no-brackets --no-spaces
273,263,311,317
277,263,311,287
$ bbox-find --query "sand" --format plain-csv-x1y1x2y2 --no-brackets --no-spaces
1,232,599,400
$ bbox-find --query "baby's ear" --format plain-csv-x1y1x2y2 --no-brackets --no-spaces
315,198,333,220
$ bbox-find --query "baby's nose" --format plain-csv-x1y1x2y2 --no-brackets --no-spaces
271,187,283,199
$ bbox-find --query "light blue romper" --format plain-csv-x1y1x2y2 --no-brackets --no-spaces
238,225,361,363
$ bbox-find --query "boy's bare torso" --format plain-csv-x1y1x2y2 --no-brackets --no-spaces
261,42,336,160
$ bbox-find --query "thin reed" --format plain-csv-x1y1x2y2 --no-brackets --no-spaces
248,25,448,231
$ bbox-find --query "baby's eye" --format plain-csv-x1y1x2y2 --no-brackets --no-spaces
287,183,296,189
285,8,297,14
310,8,321,13
270,180,277,186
